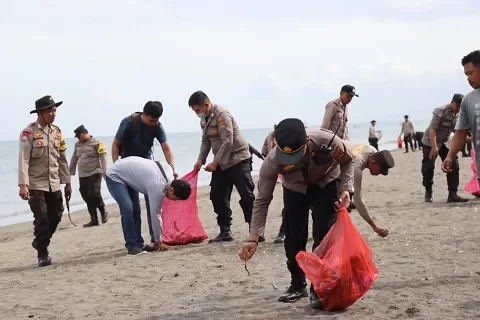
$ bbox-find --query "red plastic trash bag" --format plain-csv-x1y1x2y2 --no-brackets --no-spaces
465,148,480,197
296,206,379,311
161,170,208,245
397,136,403,149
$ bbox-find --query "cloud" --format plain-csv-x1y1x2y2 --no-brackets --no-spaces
0,1,478,140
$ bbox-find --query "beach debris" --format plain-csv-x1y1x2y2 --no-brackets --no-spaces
28,315,34,319
405,307,420,316
159,276,164,282
244,262,251,276
66,198,77,227
174,272,179,277
271,283,278,289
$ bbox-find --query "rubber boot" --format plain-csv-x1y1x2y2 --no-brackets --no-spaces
425,187,433,203
209,225,234,243
83,212,99,228
447,192,468,203
99,206,109,224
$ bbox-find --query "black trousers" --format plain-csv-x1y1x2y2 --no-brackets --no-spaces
210,159,255,227
404,134,414,152
283,181,338,289
79,173,105,221
29,190,64,253
422,145,459,192
368,137,379,150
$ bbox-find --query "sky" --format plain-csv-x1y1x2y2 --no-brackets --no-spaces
1,0,478,140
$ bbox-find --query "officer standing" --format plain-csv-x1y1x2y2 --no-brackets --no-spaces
399,115,416,152
111,101,176,252
238,118,354,309
321,84,359,140
69,125,109,227
422,94,469,203
190,91,256,242
18,95,72,267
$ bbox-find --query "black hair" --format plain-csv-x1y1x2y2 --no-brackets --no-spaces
143,101,163,118
188,91,210,107
171,179,192,200
461,50,480,67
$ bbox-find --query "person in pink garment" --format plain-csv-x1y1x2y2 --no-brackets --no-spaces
465,146,480,197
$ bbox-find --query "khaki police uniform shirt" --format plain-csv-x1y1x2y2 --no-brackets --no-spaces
18,121,70,192
321,98,348,140
261,131,275,157
198,104,251,170
250,129,355,236
344,141,377,224
421,105,457,148
69,136,108,178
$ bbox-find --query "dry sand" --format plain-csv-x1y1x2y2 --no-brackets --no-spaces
1,150,480,320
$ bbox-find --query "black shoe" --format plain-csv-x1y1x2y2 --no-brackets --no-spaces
309,288,324,310
83,220,99,228
273,233,285,244
208,231,234,243
447,193,469,203
127,247,147,256
349,202,356,210
142,244,159,252
258,236,265,243
38,255,52,267
278,286,308,303
101,212,109,224
425,188,433,202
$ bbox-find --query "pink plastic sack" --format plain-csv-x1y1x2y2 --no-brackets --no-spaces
464,148,480,197
161,170,208,245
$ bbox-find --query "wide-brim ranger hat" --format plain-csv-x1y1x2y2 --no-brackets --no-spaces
30,95,63,114
274,118,307,165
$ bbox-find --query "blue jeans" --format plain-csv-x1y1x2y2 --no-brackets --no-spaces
106,177,144,250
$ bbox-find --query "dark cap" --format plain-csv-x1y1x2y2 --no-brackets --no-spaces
404,115,409,118
274,118,307,165
371,120,376,123
74,125,87,138
341,85,359,97
374,150,395,175
452,93,464,105
29,95,63,114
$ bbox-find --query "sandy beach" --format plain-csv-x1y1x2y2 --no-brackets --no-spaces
1,149,480,320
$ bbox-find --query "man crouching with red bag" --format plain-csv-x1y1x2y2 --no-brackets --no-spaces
238,118,354,309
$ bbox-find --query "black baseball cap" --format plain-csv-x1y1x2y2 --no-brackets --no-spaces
452,93,464,105
274,118,307,165
375,150,395,175
341,85,359,97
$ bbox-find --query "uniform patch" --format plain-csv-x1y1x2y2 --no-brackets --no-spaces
97,141,107,155
332,146,345,160
20,130,31,142
34,132,42,138
55,131,61,137
217,116,225,128
209,129,218,135
352,144,369,157
36,140,44,147
59,133,67,151
283,164,295,171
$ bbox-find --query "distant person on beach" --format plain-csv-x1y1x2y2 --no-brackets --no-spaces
189,91,257,243
238,118,354,309
422,94,468,203
111,101,176,252
399,115,416,152
69,125,109,227
443,50,480,184
106,157,191,255
321,84,359,140
414,131,424,150
368,120,380,150
262,124,277,157
18,95,71,267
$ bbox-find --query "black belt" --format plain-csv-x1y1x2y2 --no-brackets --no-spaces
154,161,168,181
